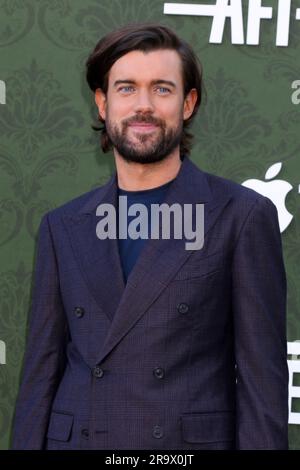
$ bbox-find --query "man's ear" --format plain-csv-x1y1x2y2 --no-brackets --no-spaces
183,88,198,120
95,88,106,120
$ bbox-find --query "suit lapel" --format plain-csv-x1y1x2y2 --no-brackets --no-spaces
63,156,231,364
63,174,126,322
93,157,232,364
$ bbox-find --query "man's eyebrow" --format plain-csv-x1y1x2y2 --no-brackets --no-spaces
113,79,177,88
152,80,176,88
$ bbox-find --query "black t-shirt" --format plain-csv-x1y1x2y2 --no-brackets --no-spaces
117,178,175,282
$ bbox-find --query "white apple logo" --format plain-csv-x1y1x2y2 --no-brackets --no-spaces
242,162,293,233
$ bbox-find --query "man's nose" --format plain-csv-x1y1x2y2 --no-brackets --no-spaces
133,89,154,113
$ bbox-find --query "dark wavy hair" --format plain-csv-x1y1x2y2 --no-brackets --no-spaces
86,23,203,156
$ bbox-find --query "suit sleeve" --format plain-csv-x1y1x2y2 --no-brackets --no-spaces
11,213,69,449
232,196,289,449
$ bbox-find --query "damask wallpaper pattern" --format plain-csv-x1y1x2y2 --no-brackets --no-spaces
0,0,299,449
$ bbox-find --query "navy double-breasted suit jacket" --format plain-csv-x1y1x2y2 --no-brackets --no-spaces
11,156,289,449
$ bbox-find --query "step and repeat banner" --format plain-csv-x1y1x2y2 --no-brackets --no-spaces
1,0,300,450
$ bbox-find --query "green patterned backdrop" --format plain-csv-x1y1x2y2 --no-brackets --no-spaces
1,0,300,450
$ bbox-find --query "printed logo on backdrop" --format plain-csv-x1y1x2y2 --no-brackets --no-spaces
288,341,300,424
242,163,293,233
164,0,300,46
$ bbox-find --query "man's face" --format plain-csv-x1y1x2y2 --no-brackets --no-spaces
95,49,197,164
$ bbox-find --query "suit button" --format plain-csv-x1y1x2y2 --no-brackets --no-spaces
177,302,189,314
81,428,89,439
92,366,104,378
153,367,165,379
74,306,85,318
152,425,164,439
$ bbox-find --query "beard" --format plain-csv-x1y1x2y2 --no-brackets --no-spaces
105,112,183,164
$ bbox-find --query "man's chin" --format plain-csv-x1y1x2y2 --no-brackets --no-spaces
126,133,158,146
117,149,168,164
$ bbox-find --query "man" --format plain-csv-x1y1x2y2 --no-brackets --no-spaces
12,23,288,450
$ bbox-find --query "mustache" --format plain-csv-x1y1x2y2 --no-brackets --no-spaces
122,115,165,128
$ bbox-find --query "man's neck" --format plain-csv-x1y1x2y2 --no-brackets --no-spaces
114,149,182,191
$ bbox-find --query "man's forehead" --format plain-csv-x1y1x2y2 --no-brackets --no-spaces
108,49,182,82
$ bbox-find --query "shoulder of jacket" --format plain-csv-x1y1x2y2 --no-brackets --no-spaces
43,177,112,223
203,170,274,211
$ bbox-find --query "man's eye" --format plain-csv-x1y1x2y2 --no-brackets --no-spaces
156,87,170,94
119,86,134,93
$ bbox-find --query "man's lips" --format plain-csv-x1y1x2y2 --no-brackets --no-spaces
128,122,159,132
